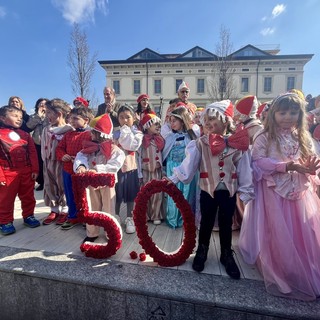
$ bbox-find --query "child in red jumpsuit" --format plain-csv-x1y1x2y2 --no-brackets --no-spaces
0,105,40,235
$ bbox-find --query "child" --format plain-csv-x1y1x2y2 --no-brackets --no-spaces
168,100,254,278
138,111,165,224
114,105,143,234
162,106,198,229
0,105,40,235
41,99,73,225
56,106,93,229
239,92,320,300
74,114,125,243
232,95,264,230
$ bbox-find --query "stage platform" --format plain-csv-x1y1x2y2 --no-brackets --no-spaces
0,190,318,319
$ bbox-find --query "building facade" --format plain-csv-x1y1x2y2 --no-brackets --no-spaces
99,45,313,117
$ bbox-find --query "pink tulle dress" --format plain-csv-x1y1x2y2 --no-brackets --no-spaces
239,128,320,301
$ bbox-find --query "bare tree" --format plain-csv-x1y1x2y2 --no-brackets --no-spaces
208,25,236,101
67,23,98,105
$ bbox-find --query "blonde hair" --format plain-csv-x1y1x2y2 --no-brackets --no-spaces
263,93,311,158
8,96,25,111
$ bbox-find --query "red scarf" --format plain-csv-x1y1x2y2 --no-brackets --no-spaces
209,128,249,156
81,140,112,160
142,134,165,151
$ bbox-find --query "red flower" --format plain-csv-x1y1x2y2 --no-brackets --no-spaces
133,179,196,267
219,172,225,178
130,251,138,259
139,252,146,261
218,161,224,167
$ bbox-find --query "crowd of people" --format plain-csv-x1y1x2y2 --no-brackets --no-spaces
0,83,320,301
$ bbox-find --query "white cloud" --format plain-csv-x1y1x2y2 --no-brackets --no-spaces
260,27,276,36
0,6,7,18
52,0,108,24
272,4,286,18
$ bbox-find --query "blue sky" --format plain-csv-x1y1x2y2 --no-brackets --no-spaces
0,0,319,113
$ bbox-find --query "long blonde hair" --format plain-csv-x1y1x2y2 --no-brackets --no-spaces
263,93,311,158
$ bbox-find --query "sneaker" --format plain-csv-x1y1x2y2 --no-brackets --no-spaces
24,215,40,228
220,249,241,279
125,217,136,234
82,236,98,244
42,212,59,225
61,220,78,230
153,219,161,225
56,213,68,225
0,222,16,235
192,244,209,272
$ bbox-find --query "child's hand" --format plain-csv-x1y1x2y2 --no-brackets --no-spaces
62,154,73,162
298,156,320,175
76,166,87,174
31,173,38,180
0,181,6,186
88,169,97,173
162,176,173,184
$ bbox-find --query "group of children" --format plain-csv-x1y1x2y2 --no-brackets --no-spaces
1,88,320,301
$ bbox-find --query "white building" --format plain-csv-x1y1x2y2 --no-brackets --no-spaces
99,45,313,117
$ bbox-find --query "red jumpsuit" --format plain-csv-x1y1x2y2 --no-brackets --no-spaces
0,127,39,224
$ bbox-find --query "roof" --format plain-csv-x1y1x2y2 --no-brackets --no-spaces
98,44,313,65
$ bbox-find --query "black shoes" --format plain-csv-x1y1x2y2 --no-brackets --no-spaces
192,244,209,272
82,236,98,244
220,249,240,279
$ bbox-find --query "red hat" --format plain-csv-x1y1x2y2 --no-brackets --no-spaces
256,102,271,118
205,100,234,123
140,111,161,130
73,97,89,107
235,95,259,118
89,114,113,139
137,94,149,104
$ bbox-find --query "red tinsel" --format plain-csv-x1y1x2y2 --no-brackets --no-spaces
72,173,122,259
133,179,196,267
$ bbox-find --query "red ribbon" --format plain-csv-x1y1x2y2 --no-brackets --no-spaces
81,140,112,160
142,134,165,151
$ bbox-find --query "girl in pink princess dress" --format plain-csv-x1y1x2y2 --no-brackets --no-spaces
239,92,320,301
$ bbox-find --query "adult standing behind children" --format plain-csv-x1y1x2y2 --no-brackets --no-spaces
177,82,197,115
41,99,73,225
26,98,49,191
56,106,93,229
96,87,121,130
0,105,40,235
239,92,320,300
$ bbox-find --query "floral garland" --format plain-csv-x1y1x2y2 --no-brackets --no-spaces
72,173,122,258
133,179,196,267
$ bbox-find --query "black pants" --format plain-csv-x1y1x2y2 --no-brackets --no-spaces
199,190,236,250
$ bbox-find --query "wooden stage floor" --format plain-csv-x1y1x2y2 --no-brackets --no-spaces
2,189,262,281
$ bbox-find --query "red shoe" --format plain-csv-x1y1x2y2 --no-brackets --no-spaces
55,213,68,225
43,212,59,225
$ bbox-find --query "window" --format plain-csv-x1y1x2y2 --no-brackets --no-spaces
197,79,205,94
176,70,183,73
133,71,140,74
287,77,295,91
113,80,120,95
264,77,272,92
155,70,162,74
176,79,183,92
264,68,272,71
288,67,296,71
219,76,226,93
154,79,161,94
241,77,249,93
133,80,140,95
242,68,249,72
